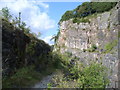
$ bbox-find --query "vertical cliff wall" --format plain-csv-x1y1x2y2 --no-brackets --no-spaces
55,3,119,88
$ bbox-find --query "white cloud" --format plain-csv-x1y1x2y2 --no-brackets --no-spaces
36,2,49,9
42,36,54,45
0,0,55,33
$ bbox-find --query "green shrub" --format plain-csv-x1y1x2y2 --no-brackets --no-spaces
66,52,72,57
52,52,64,69
92,44,97,49
2,7,12,21
51,62,109,88
73,18,78,23
77,63,109,88
87,44,97,52
73,18,90,24
83,49,86,52
79,18,90,23
47,83,52,88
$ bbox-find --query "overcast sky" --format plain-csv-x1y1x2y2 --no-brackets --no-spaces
0,0,90,45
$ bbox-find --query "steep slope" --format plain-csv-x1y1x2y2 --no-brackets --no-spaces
2,19,30,77
2,19,51,77
54,3,119,88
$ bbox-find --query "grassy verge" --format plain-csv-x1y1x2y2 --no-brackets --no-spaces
3,65,40,88
2,51,65,88
2,65,57,88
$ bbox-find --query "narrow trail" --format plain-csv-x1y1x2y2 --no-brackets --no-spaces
32,73,55,88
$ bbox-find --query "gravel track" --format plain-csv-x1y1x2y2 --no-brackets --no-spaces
32,73,55,88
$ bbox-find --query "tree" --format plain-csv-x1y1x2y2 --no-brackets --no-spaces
59,10,74,23
32,32,41,38
2,7,12,21
18,12,21,28
59,2,117,23
24,27,30,34
50,34,57,43
20,21,26,29
12,17,19,27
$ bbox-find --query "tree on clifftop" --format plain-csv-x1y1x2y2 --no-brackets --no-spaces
2,7,12,21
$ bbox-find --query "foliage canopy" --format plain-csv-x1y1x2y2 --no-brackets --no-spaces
59,2,117,23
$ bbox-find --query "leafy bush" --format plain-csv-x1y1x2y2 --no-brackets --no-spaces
72,18,78,23
77,63,109,88
48,52,109,88
92,44,97,50
1,7,12,21
50,62,109,88
73,18,90,24
59,10,74,23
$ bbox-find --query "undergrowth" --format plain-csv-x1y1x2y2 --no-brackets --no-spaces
3,65,41,88
47,51,110,88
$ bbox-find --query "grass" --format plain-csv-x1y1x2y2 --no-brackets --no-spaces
104,40,117,53
2,65,57,88
3,65,41,88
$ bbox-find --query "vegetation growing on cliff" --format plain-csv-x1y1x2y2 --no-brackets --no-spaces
52,2,118,88
118,31,120,38
2,7,62,88
59,2,117,23
47,52,109,88
2,2,116,88
104,40,118,53
73,17,90,24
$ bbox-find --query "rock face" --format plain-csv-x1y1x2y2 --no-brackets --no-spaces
55,4,119,88
2,19,51,77
2,19,30,76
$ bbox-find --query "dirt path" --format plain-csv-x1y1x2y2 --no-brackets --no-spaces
32,73,55,88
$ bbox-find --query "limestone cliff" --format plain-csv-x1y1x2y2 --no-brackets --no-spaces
54,3,119,88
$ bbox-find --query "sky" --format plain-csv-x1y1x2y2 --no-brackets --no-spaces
0,0,88,45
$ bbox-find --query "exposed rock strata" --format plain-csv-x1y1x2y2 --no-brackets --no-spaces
55,4,119,88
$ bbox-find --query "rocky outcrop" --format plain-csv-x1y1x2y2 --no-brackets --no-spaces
2,19,30,76
2,19,51,77
55,3,119,88
26,37,51,71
